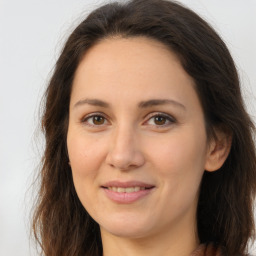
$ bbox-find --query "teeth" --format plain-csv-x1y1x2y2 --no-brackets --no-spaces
117,187,125,193
135,186,140,192
108,187,146,193
126,187,135,193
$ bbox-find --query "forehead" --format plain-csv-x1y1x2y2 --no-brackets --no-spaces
75,36,181,80
71,36,197,109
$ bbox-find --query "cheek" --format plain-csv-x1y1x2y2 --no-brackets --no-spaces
67,131,105,175
67,131,107,203
156,125,207,169
67,133,107,221
147,126,207,193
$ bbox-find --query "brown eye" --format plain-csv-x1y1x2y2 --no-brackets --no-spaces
146,113,175,127
82,114,107,127
154,116,167,125
92,116,105,125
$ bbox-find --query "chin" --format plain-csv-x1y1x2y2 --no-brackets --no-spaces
98,215,154,239
104,226,151,239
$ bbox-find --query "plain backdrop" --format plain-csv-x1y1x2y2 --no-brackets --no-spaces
0,0,255,255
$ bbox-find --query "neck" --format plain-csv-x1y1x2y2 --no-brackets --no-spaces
101,214,199,256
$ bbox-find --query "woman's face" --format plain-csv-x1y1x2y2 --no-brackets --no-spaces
67,37,211,239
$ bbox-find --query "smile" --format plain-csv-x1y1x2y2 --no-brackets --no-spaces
106,186,147,193
101,181,155,204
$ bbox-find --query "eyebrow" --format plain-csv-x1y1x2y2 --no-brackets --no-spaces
138,99,186,110
73,98,110,108
73,98,186,110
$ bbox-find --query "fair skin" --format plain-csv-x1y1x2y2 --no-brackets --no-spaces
67,37,230,256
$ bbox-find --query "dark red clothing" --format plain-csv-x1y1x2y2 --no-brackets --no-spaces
190,244,225,256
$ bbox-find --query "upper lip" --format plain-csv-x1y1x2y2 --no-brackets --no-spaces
101,180,155,188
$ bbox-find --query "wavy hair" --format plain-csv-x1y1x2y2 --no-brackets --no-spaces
32,0,256,255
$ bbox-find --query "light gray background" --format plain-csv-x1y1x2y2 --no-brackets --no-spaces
0,0,255,255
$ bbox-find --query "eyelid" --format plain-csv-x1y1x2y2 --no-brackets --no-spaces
80,111,176,128
81,112,110,126
143,112,176,126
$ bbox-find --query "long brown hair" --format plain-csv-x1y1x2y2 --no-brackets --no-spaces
32,0,256,255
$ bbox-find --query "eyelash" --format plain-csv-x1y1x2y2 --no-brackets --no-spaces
81,112,176,128
81,112,108,127
144,112,176,128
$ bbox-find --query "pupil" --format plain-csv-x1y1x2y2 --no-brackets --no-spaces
155,116,166,125
93,116,104,125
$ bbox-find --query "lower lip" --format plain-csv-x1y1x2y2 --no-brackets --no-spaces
102,188,154,204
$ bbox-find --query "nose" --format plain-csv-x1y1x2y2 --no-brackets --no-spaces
105,125,145,171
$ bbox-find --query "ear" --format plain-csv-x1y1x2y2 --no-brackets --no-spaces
204,129,232,172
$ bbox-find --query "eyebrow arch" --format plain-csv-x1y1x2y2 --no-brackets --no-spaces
73,98,110,109
138,99,186,110
73,98,186,110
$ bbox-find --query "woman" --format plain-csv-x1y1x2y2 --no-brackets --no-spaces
32,0,256,255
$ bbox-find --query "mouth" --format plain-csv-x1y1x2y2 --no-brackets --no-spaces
101,181,155,203
103,186,151,193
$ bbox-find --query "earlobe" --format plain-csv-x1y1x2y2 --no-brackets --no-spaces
204,130,232,172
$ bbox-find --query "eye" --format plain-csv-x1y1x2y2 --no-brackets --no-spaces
81,113,108,127
146,113,175,127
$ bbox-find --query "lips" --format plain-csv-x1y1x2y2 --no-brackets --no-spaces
107,186,146,193
101,180,155,189
101,180,155,203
